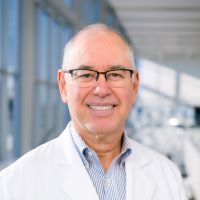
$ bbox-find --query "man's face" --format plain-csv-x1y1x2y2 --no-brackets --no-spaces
58,31,138,138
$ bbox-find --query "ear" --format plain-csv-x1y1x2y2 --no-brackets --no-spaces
57,69,68,103
131,70,139,104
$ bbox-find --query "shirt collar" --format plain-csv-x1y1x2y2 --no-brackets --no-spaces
70,124,88,154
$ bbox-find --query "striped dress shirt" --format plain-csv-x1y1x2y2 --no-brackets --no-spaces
70,125,132,200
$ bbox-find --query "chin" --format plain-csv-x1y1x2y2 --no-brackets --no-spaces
85,121,121,135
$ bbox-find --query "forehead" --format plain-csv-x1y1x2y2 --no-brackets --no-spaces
65,30,132,69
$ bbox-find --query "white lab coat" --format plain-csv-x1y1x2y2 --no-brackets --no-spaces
0,123,187,200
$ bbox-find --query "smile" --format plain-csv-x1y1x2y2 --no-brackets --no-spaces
88,105,114,110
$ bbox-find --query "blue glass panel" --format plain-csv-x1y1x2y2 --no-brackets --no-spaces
64,25,73,44
81,0,90,25
8,0,20,157
92,0,100,23
50,19,61,82
0,0,2,67
7,0,20,71
34,84,48,146
107,11,115,26
36,9,49,81
64,0,74,8
34,8,51,146
81,0,100,25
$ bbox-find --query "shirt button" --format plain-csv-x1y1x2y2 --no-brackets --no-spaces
120,162,125,170
85,164,90,169
106,178,112,186
88,151,92,157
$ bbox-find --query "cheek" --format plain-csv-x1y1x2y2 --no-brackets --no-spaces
66,85,89,107
66,86,80,107
119,89,135,110
126,93,134,108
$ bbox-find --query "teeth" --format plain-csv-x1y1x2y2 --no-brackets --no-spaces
89,105,113,110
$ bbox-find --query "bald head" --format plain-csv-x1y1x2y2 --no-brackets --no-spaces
62,24,135,69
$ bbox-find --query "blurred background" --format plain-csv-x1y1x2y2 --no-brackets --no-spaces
0,0,199,199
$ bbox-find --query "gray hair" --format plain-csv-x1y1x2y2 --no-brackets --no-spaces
62,23,135,68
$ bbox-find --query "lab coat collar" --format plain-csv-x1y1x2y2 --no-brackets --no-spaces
54,124,99,200
54,124,155,200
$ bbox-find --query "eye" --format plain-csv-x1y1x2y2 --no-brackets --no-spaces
79,73,93,78
107,71,125,80
75,70,96,81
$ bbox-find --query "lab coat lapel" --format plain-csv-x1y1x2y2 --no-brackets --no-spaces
54,127,99,200
126,140,155,200
56,163,99,200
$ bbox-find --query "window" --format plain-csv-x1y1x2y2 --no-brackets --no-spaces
34,7,73,146
34,8,50,146
0,0,128,166
64,0,75,8
0,0,20,162
92,0,100,23
106,9,115,26
0,0,2,66
81,0,100,25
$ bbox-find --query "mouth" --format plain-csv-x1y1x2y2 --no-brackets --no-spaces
88,105,116,110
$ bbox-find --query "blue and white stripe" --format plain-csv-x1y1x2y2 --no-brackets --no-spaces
70,124,132,200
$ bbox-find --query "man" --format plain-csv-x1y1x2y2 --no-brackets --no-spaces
0,24,186,200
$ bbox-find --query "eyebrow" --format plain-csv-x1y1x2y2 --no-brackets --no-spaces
77,65,94,70
109,65,127,70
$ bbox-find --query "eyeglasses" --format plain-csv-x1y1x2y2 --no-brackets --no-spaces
63,68,135,88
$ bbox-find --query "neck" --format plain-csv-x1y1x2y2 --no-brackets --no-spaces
95,142,122,171
80,131,123,171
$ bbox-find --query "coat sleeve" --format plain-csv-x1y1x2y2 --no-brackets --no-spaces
0,169,12,200
0,171,6,200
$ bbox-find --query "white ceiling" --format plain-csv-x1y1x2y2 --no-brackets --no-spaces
109,0,200,61
108,0,200,107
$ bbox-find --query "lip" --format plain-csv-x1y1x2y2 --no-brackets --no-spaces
89,105,114,110
87,103,117,117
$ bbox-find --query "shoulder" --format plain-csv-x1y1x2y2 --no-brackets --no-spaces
126,138,187,199
128,137,182,176
0,123,74,180
0,136,59,180
128,137,173,162
0,124,74,179
0,135,66,200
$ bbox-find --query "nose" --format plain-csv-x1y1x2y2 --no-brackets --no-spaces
93,74,111,97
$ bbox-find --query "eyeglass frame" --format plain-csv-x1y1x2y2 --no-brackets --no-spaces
62,67,135,81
